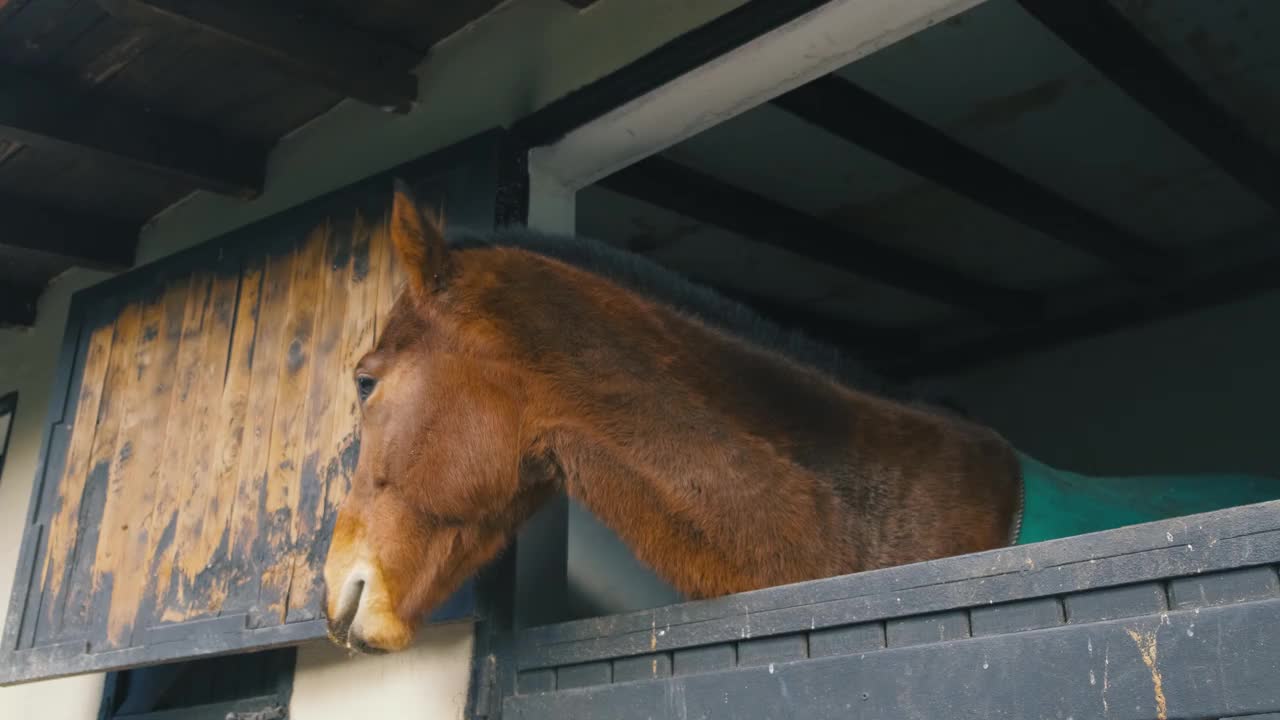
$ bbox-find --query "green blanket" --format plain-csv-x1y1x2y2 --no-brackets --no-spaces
1014,454,1280,545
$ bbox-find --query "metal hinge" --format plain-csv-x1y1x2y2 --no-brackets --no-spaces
225,706,287,720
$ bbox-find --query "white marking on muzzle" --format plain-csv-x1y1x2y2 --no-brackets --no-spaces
334,562,373,642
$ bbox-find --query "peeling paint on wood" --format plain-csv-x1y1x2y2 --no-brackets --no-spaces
1,131,517,684
37,318,116,640
13,211,401,658
1126,628,1168,720
285,219,354,623
256,225,328,627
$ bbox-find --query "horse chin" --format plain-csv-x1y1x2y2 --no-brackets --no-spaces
326,559,419,654
346,611,416,654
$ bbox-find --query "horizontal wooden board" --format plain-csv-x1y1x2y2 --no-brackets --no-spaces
505,501,1280,720
516,499,1280,669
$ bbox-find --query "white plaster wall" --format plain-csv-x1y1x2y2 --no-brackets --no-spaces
0,1,747,717
289,622,475,720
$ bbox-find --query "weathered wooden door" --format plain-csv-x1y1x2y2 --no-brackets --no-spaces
0,130,527,684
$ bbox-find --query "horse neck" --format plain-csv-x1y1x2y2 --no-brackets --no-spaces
482,254,1019,598
508,269,890,597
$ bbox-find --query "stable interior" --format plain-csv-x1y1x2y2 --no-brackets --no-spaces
563,0,1280,619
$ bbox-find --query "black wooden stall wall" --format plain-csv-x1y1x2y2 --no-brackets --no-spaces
0,129,529,686
497,500,1280,720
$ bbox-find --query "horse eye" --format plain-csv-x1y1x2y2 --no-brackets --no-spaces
356,374,377,403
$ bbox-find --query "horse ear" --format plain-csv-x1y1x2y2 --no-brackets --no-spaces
390,178,450,299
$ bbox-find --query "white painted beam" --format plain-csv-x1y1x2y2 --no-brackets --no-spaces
531,0,987,190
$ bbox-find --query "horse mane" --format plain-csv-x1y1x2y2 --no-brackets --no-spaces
447,225,908,401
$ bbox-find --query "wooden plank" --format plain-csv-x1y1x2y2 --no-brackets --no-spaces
0,195,137,271
68,300,145,644
55,303,144,640
112,280,189,647
202,260,264,621
220,249,293,617
161,271,239,620
255,228,326,627
0,65,266,198
285,218,353,623
189,262,261,621
35,318,118,640
145,271,215,620
515,500,1280,669
599,156,1041,323
95,0,420,112
92,280,187,648
1018,0,1280,212
0,618,324,685
145,274,217,625
503,600,1280,720
179,270,248,618
771,75,1172,278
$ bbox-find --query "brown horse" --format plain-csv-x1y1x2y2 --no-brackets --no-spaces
322,184,1020,653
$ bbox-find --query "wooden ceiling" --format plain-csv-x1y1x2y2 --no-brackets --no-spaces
0,0,513,328
5,0,1278,382
573,0,1280,377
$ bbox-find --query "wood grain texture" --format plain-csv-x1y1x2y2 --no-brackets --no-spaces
256,225,327,627
18,208,402,655
36,317,116,641
285,219,354,623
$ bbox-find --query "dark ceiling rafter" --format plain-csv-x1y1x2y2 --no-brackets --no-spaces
599,155,1043,324
900,248,1280,378
772,75,1173,280
1018,0,1280,212
0,195,138,271
0,65,267,198
95,0,420,112
0,285,40,329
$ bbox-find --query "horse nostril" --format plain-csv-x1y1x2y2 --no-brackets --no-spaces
328,577,365,644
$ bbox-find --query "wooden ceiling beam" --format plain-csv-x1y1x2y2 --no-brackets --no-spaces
0,285,41,329
1018,0,1280,211
0,66,266,198
0,195,138,271
772,74,1172,279
598,155,1043,324
96,0,419,112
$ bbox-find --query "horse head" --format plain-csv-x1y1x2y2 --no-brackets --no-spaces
323,184,558,653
